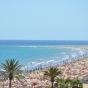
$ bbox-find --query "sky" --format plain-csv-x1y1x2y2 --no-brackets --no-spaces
0,0,88,40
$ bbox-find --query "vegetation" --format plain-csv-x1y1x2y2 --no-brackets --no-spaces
44,67,62,88
55,78,71,88
55,78,83,88
71,78,83,88
1,59,22,88
44,67,83,88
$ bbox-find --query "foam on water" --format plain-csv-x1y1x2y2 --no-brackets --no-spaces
0,45,88,71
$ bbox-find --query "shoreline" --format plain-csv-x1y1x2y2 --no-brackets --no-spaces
15,55,88,88
0,46,88,87
22,46,88,72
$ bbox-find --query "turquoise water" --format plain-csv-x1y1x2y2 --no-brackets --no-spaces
0,40,88,70
0,45,88,70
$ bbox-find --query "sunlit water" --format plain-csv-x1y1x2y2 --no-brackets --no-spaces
0,40,88,70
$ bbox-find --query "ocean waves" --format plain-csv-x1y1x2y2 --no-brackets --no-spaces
21,47,88,71
0,45,88,71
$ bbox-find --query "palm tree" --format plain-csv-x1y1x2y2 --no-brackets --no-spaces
71,78,83,88
55,78,83,88
64,78,72,88
55,78,65,88
55,78,71,88
1,59,22,88
44,67,61,88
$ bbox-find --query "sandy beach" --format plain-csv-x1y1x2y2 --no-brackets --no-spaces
0,56,88,88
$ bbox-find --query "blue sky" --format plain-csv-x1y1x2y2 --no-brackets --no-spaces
0,0,88,40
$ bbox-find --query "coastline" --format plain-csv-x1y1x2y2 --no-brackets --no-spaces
23,46,88,87
0,46,88,87
22,54,88,88
2,53,88,88
22,45,88,72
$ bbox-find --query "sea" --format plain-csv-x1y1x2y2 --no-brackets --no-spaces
0,40,88,70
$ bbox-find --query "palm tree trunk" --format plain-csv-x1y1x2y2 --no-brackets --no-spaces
9,79,12,88
3,80,4,88
51,81,54,88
